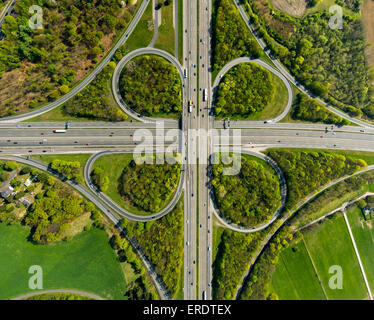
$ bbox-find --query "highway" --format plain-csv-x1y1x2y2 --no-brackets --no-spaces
197,0,213,301
183,0,198,301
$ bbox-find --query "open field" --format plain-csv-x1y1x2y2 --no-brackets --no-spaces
347,204,374,296
303,214,369,299
0,223,127,300
272,240,326,299
154,2,175,55
270,0,307,17
125,0,154,51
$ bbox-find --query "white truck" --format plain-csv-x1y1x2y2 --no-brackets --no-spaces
53,129,67,133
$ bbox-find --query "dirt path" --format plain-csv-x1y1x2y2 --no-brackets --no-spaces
363,0,374,68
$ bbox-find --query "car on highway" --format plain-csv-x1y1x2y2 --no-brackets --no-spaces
41,132,45,135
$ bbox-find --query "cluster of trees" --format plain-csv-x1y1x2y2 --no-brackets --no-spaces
291,93,350,126
118,159,180,213
119,55,182,117
267,150,367,209
122,198,184,296
335,0,362,12
239,169,374,300
215,63,275,117
111,232,158,300
64,61,127,121
0,0,137,116
291,170,374,228
91,167,110,192
212,0,262,73
212,154,281,227
213,229,265,300
239,225,299,300
245,0,373,118
49,159,83,184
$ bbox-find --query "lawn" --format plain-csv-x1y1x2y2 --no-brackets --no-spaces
272,240,326,300
32,153,92,180
154,2,175,55
178,0,183,63
303,214,369,300
125,0,154,51
347,204,374,297
0,223,127,300
92,153,180,216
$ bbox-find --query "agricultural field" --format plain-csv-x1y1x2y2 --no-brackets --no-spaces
0,223,127,300
346,204,374,297
273,213,369,300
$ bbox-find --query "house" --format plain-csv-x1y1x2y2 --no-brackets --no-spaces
362,205,374,220
20,197,32,207
24,178,32,187
1,186,14,198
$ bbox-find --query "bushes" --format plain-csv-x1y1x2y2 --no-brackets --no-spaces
50,159,83,183
291,93,350,126
123,198,184,296
215,63,275,117
267,150,368,209
119,55,182,117
213,229,265,299
91,167,109,192
212,154,281,227
212,0,262,72
64,62,128,121
118,159,180,213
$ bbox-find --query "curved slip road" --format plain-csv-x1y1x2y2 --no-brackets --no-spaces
84,150,185,222
11,289,104,301
233,1,373,128
112,47,185,124
0,0,151,123
0,155,172,300
212,57,293,123
211,150,287,233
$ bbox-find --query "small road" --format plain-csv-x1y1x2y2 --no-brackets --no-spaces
149,0,159,47
11,289,105,301
0,154,171,300
212,57,293,123
233,0,373,128
84,150,185,222
235,164,374,299
0,0,151,123
211,150,287,233
343,211,373,300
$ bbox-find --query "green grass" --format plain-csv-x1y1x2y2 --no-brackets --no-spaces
304,0,361,18
212,221,224,263
0,223,127,300
23,292,95,300
178,0,183,63
92,153,180,216
215,61,289,121
272,240,326,300
125,0,154,51
154,2,175,55
32,154,92,179
347,205,374,297
303,213,369,299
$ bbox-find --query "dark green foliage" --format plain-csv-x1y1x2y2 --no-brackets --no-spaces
246,1,372,116
212,0,261,72
119,55,182,117
118,160,180,213
91,167,109,192
212,154,281,227
267,150,368,209
64,62,127,121
125,199,184,296
291,93,350,125
215,63,275,117
335,0,362,12
213,229,265,300
50,159,83,183
0,0,137,115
